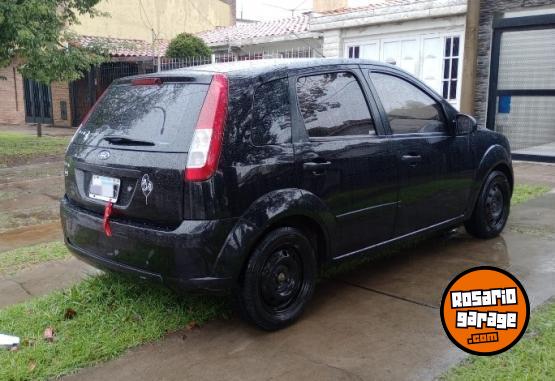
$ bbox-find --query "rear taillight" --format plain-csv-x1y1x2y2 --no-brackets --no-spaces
185,73,228,182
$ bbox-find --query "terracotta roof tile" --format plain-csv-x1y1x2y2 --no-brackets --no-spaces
196,15,311,46
74,35,168,57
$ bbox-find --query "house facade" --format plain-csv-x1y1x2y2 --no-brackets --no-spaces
310,0,467,108
0,0,234,127
197,15,323,59
72,0,234,41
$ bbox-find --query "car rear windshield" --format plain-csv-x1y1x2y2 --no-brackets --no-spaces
73,83,208,152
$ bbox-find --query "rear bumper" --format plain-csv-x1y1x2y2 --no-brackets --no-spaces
60,197,237,292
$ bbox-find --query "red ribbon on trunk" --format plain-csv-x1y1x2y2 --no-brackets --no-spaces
103,202,113,237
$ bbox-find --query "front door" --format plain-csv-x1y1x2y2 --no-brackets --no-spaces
23,79,52,124
292,69,397,256
368,70,473,236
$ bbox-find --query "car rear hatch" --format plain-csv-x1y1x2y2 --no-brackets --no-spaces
65,74,214,228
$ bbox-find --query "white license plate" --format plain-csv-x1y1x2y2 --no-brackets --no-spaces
89,175,121,203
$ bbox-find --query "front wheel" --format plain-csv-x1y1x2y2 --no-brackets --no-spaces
465,170,511,239
236,227,317,331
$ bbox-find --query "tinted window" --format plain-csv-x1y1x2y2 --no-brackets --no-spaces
251,78,291,145
371,73,446,134
296,72,375,138
74,83,208,152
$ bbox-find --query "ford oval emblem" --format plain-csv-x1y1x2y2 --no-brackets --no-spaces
98,150,110,160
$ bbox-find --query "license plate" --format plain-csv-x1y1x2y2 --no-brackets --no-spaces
89,175,121,203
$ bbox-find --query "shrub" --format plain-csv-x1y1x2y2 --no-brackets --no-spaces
166,33,212,58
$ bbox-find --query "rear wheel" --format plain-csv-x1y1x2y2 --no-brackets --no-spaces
236,227,317,331
465,170,511,239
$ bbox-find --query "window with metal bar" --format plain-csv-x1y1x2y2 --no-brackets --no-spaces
348,46,360,59
442,36,460,100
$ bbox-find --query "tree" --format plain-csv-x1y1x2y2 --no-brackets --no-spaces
166,33,212,58
0,0,108,83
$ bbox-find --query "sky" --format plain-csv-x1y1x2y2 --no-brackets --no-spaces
236,0,313,21
235,0,375,21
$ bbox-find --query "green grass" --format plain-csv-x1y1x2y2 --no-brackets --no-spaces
443,300,555,381
512,184,550,205
0,132,70,167
0,274,228,381
0,242,71,275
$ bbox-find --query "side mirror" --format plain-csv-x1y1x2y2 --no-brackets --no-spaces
455,113,477,135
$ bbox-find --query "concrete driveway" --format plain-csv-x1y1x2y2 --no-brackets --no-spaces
64,190,555,381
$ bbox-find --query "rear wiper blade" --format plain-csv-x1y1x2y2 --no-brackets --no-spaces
103,136,155,146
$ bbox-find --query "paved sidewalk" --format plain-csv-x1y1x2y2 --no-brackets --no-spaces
513,161,555,187
63,194,555,381
0,258,97,309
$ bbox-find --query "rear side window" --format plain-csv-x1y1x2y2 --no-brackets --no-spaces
75,83,208,152
370,73,446,134
296,72,375,138
251,78,291,145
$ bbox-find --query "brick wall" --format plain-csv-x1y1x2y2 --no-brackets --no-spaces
0,63,25,125
474,0,555,128
51,81,72,127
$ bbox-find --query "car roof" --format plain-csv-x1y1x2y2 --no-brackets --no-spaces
146,58,396,79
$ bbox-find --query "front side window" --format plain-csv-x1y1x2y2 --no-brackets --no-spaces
296,72,375,138
251,78,291,145
370,73,446,134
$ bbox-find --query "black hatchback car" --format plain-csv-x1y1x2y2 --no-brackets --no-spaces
61,59,513,330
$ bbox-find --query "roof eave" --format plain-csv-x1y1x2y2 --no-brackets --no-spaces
309,1,467,31
206,31,322,49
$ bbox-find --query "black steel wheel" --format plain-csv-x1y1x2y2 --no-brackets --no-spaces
465,170,511,239
236,227,317,331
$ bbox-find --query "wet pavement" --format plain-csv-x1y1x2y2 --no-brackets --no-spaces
63,193,555,381
0,222,62,253
513,160,555,187
0,158,553,380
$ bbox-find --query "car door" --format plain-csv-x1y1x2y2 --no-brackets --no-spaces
291,67,398,257
367,69,474,237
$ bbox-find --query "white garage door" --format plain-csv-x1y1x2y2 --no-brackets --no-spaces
345,33,463,108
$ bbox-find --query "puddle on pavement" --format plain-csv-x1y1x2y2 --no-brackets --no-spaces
0,205,60,233
0,161,63,186
0,222,62,253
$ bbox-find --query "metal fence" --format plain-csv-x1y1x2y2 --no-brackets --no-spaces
156,48,316,72
69,48,317,126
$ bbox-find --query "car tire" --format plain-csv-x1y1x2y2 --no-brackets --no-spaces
465,170,511,239
236,227,317,331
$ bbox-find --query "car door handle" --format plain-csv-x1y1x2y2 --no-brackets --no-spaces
303,161,332,171
401,154,422,166
401,154,422,162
